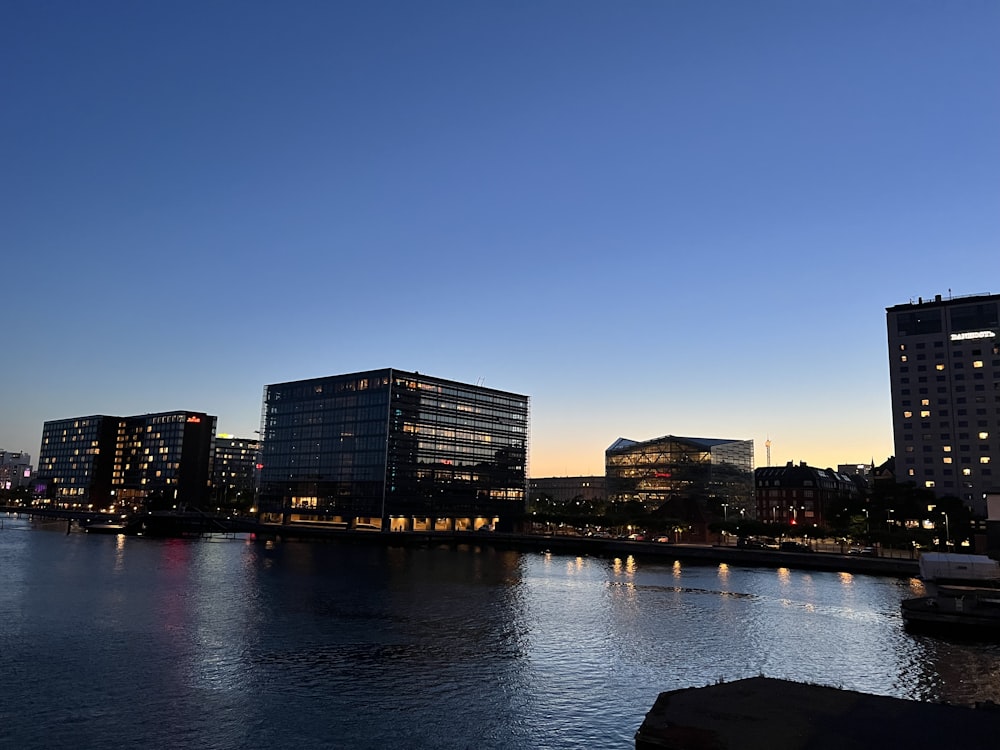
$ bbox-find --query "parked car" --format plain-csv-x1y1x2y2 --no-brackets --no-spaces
848,546,877,556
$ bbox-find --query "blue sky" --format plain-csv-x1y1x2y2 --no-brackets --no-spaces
2,1,998,476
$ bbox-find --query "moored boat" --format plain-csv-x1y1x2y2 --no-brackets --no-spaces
83,522,127,534
901,584,1000,635
918,552,1000,593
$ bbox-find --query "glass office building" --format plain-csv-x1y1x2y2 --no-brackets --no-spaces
605,435,754,515
36,416,119,506
259,369,529,531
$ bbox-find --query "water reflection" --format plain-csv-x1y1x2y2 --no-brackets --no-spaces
2,525,1000,750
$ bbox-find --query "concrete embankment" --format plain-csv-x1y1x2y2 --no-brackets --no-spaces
2,507,918,577
253,525,919,578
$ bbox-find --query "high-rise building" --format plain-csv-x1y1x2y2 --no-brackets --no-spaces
605,435,754,517
213,434,261,507
36,411,216,509
886,292,1000,514
259,369,529,532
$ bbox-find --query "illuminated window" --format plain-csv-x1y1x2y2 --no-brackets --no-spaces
974,360,984,368
908,468,915,476
920,410,931,418
963,468,972,476
903,411,912,418
900,355,908,362
921,399,930,406
981,457,991,464
943,457,952,464
943,445,952,452
980,432,990,439
936,364,945,371
925,480,935,488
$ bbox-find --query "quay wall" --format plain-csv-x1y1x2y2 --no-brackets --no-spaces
2,507,918,578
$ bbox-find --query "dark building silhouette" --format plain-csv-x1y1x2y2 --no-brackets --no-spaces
212,434,260,507
529,476,605,505
887,292,1000,515
37,411,216,509
755,461,860,530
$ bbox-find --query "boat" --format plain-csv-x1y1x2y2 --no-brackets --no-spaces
83,521,127,534
901,585,1000,635
917,552,1000,593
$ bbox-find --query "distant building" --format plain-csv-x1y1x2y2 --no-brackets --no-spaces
0,450,33,490
755,461,860,529
529,476,605,505
886,292,1000,514
605,435,754,518
837,463,873,482
212,434,260,507
259,369,529,531
36,411,216,509
837,462,875,495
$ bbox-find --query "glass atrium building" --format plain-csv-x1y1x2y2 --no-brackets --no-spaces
605,435,754,516
259,369,529,531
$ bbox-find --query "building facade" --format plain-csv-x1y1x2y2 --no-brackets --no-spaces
605,435,754,517
887,293,1000,515
755,461,861,530
212,434,261,508
36,411,216,509
528,476,606,505
0,450,33,490
259,369,529,531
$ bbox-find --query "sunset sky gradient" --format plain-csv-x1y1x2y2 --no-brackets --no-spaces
2,1,998,476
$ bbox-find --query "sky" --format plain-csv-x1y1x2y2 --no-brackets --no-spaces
2,1,998,477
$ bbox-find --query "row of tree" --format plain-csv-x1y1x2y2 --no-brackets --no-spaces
526,480,974,549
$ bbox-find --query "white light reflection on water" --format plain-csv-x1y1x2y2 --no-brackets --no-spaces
2,525,1000,750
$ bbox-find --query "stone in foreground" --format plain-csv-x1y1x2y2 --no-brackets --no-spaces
635,677,999,750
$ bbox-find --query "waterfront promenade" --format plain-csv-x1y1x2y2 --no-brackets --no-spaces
1,506,918,577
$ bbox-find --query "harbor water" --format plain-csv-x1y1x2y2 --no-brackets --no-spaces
2,515,999,749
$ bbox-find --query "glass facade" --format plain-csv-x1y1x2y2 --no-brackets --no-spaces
37,416,118,506
113,412,216,508
605,435,754,514
259,369,529,530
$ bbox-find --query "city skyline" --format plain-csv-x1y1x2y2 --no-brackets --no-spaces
3,2,998,477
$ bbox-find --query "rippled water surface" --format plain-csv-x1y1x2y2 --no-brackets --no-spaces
2,517,1000,749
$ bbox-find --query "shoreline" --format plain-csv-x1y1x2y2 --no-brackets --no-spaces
2,507,920,578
